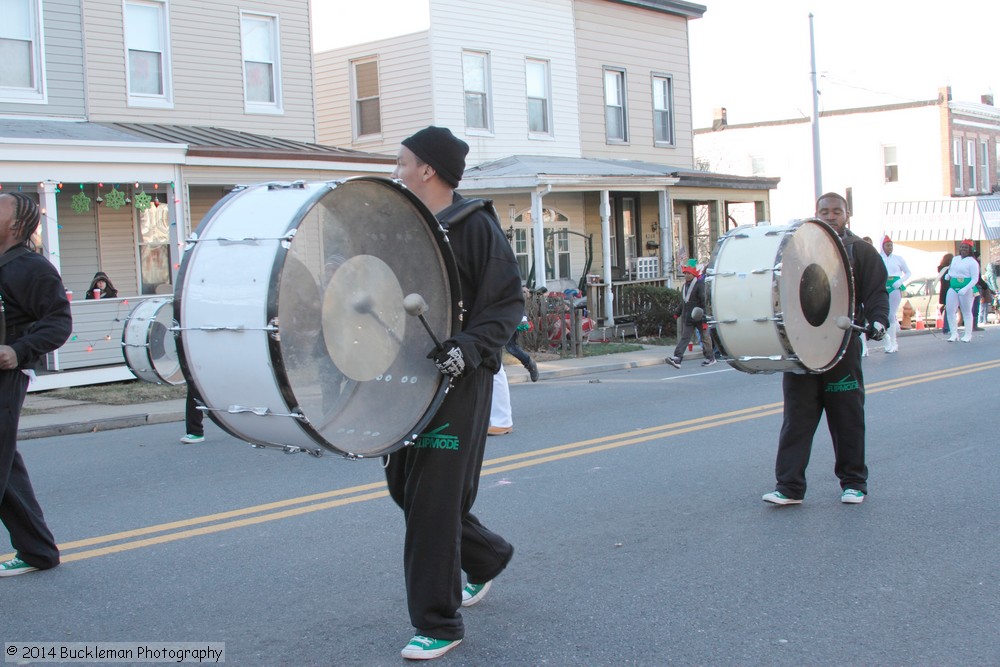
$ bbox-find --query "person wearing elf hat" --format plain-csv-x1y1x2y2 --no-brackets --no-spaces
665,258,715,369
940,239,980,342
879,236,911,353
763,192,888,507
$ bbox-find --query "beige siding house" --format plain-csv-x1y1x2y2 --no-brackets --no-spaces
1,0,392,390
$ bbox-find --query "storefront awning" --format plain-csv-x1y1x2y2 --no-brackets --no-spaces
881,198,985,242
977,196,1000,241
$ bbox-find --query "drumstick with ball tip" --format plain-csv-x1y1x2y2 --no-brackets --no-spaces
403,293,444,352
836,316,865,332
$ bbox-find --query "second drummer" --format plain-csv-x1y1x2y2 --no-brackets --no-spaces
762,192,888,506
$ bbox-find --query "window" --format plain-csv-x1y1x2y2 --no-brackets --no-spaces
525,59,551,135
883,145,898,183
241,13,281,112
967,139,977,192
953,139,963,192
463,51,491,131
546,229,571,281
136,191,170,294
751,156,766,176
513,208,571,280
652,74,673,145
352,58,381,137
996,142,1000,189
125,0,171,106
0,0,45,102
609,196,637,271
981,140,990,192
604,68,627,142
512,228,530,281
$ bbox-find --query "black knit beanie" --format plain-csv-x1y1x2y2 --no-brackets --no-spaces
401,126,469,188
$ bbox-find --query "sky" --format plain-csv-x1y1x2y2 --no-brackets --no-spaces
310,0,1000,126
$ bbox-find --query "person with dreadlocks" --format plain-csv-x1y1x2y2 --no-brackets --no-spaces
0,193,72,577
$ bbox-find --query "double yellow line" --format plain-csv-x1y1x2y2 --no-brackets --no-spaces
8,359,998,564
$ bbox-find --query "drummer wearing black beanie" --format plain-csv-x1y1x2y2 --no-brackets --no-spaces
401,126,468,189
387,127,523,661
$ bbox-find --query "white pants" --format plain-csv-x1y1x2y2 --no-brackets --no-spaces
945,288,974,340
885,289,901,350
490,365,513,428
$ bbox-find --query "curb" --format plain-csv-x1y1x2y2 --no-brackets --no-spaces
19,409,185,441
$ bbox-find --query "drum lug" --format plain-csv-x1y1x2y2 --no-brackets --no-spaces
266,180,307,190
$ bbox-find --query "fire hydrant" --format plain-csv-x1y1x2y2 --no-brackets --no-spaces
900,300,915,329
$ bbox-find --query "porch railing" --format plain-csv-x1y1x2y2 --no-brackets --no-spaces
46,296,156,371
585,278,669,325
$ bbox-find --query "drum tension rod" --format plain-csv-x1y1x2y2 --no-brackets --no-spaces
249,443,324,457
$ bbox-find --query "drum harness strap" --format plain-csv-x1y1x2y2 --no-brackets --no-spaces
841,232,864,327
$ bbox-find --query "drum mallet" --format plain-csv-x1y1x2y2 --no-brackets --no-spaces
836,316,865,332
691,306,705,322
403,293,444,352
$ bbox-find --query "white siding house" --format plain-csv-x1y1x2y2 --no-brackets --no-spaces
694,88,1000,264
314,0,779,327
315,0,583,163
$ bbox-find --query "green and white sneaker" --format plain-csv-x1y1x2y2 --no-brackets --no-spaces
762,491,802,505
0,557,39,577
841,489,865,504
400,635,462,660
461,580,492,607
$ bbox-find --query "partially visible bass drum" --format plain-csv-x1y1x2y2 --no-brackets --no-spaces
705,218,854,374
122,296,184,385
175,177,461,459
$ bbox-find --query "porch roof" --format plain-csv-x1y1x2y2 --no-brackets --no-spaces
459,155,777,193
0,119,394,165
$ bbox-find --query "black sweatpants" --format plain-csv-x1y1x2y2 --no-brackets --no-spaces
672,320,713,361
774,333,868,499
0,370,59,569
184,389,204,437
384,366,514,641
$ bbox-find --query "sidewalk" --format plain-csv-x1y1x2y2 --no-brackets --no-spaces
18,345,673,441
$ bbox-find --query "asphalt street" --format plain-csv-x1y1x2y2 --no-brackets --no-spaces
3,328,999,666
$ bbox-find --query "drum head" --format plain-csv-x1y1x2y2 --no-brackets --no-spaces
177,177,460,458
776,219,853,372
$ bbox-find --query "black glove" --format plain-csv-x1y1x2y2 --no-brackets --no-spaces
428,340,466,378
865,321,886,341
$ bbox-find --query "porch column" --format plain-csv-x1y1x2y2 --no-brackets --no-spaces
600,189,614,326
38,181,62,273
658,188,673,289
167,166,184,286
531,189,546,291
38,181,62,371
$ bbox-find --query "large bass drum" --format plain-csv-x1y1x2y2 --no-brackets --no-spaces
705,218,854,374
122,297,184,385
175,177,461,458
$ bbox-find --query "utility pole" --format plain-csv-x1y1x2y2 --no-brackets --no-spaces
809,12,822,199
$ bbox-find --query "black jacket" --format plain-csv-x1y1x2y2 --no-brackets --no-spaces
0,246,73,369
676,276,707,326
437,195,523,373
842,230,889,329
